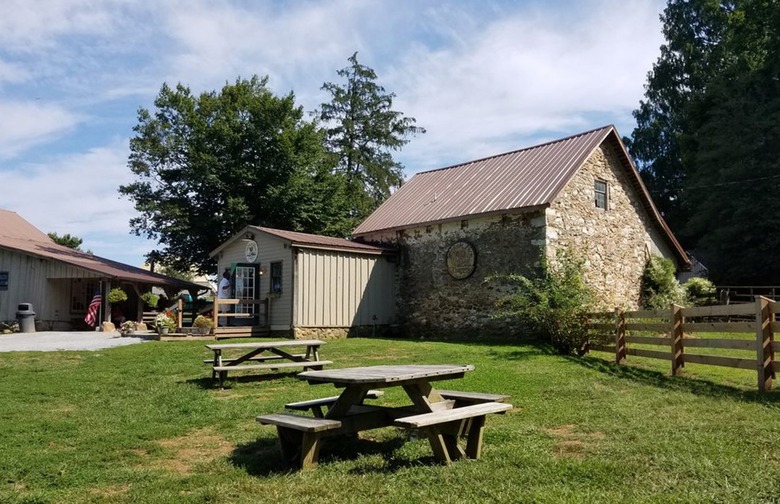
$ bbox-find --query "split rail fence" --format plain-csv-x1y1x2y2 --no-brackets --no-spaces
585,296,777,392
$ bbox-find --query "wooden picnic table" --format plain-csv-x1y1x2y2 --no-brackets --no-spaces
205,340,331,387
257,364,512,469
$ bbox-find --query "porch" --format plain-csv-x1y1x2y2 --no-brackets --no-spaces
147,297,271,339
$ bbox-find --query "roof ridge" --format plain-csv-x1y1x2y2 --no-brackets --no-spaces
415,124,615,176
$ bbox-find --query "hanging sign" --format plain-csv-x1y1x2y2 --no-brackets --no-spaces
245,240,258,263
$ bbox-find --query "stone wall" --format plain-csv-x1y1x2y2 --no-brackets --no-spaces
547,143,663,310
389,211,545,338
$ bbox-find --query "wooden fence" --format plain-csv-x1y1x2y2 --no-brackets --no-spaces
585,296,778,392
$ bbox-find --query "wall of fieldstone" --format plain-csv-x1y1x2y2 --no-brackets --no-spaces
546,143,673,310
374,211,547,338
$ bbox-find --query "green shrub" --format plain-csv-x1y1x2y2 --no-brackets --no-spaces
193,315,214,330
140,292,159,308
107,287,128,304
640,256,686,309
683,277,717,306
493,249,593,355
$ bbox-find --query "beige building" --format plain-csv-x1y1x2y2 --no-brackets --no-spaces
0,209,203,330
352,125,689,337
209,226,396,338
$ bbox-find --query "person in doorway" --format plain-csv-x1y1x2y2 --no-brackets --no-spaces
217,269,231,326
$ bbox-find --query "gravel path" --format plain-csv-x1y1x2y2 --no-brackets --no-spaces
0,330,151,352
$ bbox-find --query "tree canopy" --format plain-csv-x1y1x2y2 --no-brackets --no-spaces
48,232,90,253
319,52,425,224
628,0,780,284
120,76,351,274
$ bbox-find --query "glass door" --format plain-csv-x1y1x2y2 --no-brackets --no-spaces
233,265,258,318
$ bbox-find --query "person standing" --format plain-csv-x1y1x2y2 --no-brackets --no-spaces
217,269,231,326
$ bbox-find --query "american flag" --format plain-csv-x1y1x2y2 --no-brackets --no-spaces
84,292,101,327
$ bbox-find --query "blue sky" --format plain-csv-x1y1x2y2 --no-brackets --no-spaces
0,0,666,270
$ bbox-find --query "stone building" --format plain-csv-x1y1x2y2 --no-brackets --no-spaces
352,125,689,337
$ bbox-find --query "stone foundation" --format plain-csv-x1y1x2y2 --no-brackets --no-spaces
292,325,396,340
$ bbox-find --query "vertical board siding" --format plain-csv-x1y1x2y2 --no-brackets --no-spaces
1,248,100,322
295,249,395,328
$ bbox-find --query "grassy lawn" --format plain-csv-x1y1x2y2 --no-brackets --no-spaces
2,336,780,504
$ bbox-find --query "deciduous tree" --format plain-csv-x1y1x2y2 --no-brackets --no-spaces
628,0,780,283
120,76,350,274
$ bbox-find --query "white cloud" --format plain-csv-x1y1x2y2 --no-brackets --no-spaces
157,0,373,96
0,59,30,84
387,0,664,168
0,102,83,160
1,140,154,265
0,0,123,50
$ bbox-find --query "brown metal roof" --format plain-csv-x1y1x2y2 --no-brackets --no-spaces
209,225,396,258
0,209,205,290
352,125,689,267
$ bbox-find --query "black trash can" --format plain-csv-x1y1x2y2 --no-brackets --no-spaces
16,303,36,333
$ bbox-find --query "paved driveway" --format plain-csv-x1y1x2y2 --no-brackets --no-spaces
0,330,151,352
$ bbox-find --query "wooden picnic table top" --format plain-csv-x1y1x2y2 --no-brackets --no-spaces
206,340,324,351
298,364,474,386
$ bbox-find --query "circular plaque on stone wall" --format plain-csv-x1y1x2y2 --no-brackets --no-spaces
446,241,477,279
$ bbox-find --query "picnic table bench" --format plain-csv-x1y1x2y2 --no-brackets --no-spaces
206,340,331,388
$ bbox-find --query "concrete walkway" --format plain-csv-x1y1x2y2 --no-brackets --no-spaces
0,330,152,352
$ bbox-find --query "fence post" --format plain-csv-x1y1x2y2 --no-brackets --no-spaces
755,296,774,392
212,298,219,328
615,308,626,364
670,304,684,376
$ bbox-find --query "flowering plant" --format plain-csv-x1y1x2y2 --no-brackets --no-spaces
154,312,176,332
119,320,137,335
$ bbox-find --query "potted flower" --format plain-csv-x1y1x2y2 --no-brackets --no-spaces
119,320,137,336
155,312,176,335
192,315,215,335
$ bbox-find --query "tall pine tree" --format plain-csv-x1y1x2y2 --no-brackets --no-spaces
319,53,425,225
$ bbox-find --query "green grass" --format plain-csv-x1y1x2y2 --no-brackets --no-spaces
2,337,780,503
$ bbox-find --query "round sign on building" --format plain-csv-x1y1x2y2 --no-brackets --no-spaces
446,241,476,279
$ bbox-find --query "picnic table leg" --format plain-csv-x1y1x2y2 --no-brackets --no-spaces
426,427,453,464
464,415,487,459
275,427,322,470
424,422,468,464
277,427,301,466
212,350,222,381
300,431,322,470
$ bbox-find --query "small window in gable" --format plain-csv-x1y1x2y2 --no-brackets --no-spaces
0,272,8,291
594,180,608,210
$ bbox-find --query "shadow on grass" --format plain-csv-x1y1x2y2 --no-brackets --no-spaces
185,371,301,390
230,433,411,476
568,353,780,407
